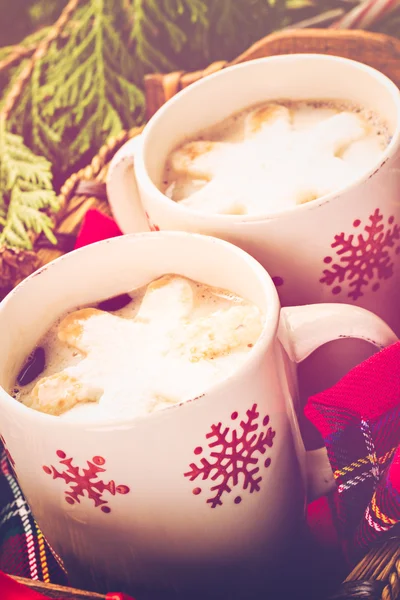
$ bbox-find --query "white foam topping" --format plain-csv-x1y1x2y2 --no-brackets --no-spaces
163,101,389,215
15,275,263,421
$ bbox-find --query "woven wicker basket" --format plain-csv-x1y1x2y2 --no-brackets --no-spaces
3,27,400,599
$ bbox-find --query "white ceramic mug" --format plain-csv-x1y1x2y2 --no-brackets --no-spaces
0,233,396,596
107,53,400,401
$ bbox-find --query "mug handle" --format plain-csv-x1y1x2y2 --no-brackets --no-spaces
278,303,398,501
106,135,150,234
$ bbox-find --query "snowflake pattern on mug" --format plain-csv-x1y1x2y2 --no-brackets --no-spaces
43,450,130,513
184,404,275,508
320,209,400,301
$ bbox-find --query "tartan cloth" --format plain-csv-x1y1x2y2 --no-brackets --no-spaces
0,444,68,585
305,341,400,563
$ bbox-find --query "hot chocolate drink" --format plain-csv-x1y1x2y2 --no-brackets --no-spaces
13,274,263,421
162,99,390,216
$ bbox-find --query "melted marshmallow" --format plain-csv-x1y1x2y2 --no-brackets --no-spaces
14,275,263,421
163,100,389,215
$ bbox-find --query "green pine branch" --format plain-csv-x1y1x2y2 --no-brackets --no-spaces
8,0,146,173
0,119,59,249
127,0,209,73
28,0,67,29
0,28,51,111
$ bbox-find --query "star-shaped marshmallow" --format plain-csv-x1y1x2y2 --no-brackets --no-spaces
26,276,262,418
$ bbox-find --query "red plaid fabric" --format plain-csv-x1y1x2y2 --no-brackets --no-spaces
305,341,400,562
0,446,68,584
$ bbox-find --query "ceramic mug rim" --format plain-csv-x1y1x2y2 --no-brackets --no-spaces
0,231,281,429
134,53,400,225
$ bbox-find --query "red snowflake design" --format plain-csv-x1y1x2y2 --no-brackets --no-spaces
184,404,275,508
144,211,160,232
0,435,15,470
42,450,130,514
320,209,400,301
